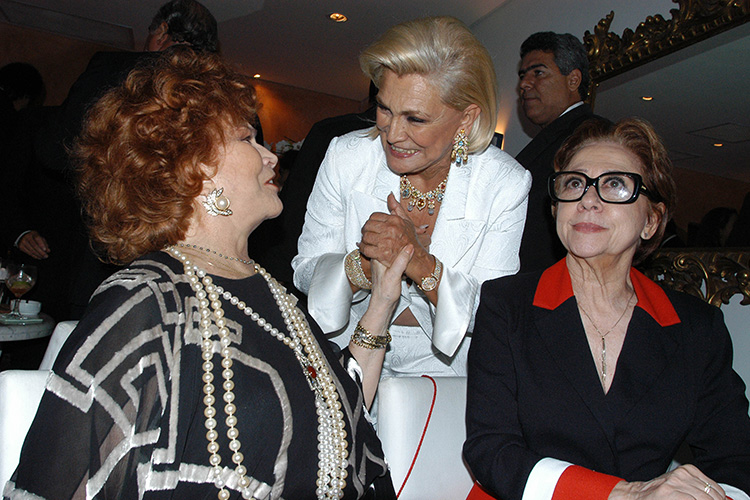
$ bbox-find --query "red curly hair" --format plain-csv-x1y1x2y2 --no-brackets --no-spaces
76,47,257,264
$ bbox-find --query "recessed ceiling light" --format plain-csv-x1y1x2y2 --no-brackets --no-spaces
714,143,723,147
641,96,653,101
253,74,261,79
329,12,347,22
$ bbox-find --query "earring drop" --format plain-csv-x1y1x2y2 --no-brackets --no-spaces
451,129,469,166
203,187,232,216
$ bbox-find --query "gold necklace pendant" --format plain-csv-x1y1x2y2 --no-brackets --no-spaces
400,173,449,216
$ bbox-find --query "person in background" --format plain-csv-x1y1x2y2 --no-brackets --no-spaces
0,62,45,159
32,0,219,319
293,16,530,379
515,31,607,273
689,207,738,247
464,117,750,500
0,64,77,326
5,48,399,500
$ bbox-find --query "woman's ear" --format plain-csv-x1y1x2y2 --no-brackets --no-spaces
642,202,666,240
460,103,481,133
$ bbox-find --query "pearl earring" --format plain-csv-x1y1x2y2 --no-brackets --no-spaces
203,187,232,216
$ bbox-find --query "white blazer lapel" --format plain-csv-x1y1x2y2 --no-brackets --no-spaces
430,166,485,268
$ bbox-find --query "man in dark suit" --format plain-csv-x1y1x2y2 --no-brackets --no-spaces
515,32,602,272
29,0,219,318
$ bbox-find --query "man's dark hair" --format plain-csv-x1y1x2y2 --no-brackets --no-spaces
149,0,219,53
0,62,45,105
520,32,590,100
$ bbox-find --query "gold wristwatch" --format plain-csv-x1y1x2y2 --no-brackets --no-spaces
418,257,442,292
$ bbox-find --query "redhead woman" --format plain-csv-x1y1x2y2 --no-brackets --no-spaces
293,16,530,379
5,48,402,500
464,118,750,500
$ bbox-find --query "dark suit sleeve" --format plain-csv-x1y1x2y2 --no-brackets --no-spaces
686,303,750,492
464,280,544,500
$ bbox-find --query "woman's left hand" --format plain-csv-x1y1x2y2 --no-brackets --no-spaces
609,464,726,500
353,244,414,408
359,193,429,270
369,244,414,314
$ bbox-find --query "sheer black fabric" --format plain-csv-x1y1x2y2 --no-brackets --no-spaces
5,251,392,499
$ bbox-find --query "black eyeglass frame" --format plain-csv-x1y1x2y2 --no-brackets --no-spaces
547,171,660,204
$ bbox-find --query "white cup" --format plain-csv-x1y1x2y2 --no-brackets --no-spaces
14,299,42,316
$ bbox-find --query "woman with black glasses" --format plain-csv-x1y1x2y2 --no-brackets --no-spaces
464,118,750,500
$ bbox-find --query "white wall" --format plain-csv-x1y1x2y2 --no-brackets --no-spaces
471,0,673,155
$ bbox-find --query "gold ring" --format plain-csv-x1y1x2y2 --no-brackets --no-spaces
704,482,712,494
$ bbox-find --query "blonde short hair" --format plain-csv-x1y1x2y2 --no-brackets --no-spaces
360,16,498,153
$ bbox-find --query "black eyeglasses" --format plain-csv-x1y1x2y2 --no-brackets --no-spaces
548,171,659,204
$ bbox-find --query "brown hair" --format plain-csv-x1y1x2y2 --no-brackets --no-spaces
553,117,678,264
360,16,498,153
75,47,257,264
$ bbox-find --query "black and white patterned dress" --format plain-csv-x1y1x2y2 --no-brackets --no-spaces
4,252,392,500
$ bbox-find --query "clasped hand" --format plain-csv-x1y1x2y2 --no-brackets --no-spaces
359,193,429,277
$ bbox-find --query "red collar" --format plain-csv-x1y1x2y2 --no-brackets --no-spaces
532,259,681,327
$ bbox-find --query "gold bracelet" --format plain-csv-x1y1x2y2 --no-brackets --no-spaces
350,322,391,350
344,249,372,290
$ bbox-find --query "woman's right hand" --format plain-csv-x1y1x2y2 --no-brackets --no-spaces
609,465,726,499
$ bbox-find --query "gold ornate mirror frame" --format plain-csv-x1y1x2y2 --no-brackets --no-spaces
583,0,750,308
641,250,750,307
584,0,749,88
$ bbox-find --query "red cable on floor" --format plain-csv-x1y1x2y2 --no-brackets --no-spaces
396,374,438,498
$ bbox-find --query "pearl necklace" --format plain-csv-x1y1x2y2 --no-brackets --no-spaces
400,172,449,215
166,246,349,500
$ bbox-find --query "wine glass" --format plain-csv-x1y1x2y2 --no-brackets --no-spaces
4,264,37,319
0,257,9,311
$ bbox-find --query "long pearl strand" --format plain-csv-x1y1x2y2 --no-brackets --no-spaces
166,246,349,500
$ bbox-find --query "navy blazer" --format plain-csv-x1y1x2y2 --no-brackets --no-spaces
464,260,750,500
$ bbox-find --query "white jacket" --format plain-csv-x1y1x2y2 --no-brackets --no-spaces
292,131,531,363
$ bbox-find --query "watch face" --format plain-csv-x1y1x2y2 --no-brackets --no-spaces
421,277,438,291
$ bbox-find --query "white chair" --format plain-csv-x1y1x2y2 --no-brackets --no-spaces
723,295,750,411
39,320,78,370
377,376,475,500
0,369,49,489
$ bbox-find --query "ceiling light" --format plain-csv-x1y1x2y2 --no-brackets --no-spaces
253,74,261,79
329,12,347,22
641,96,653,101
714,143,723,147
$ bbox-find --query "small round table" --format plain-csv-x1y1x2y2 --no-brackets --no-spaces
0,314,55,366
0,314,55,342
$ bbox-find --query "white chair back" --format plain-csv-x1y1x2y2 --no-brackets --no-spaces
377,376,474,500
39,320,78,370
723,296,750,411
0,369,49,489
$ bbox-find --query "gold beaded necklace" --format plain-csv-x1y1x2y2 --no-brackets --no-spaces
400,172,449,216
167,246,349,500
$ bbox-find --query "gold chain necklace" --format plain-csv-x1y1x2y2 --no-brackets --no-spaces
577,289,636,387
166,246,349,500
400,172,449,216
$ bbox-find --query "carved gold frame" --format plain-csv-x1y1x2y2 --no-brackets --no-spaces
584,0,749,90
583,0,750,307
640,251,750,307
